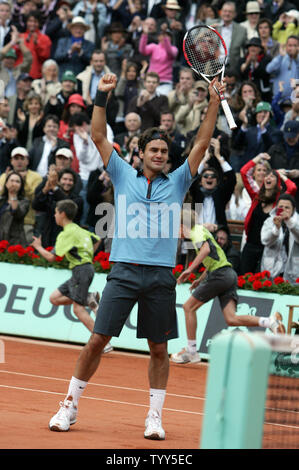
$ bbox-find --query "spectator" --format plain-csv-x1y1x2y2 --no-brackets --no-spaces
0,0,12,48
240,1,260,40
17,11,52,80
31,59,61,106
54,16,95,78
240,153,271,215
157,0,185,65
114,111,142,150
159,110,186,170
271,80,293,128
0,119,19,174
273,10,299,44
175,80,209,136
0,146,42,243
238,37,272,102
123,133,140,163
32,166,83,246
168,67,195,120
68,112,103,225
114,59,144,124
138,22,178,96
263,0,297,24
43,69,78,121
11,0,38,33
16,91,44,149
266,35,299,100
57,92,87,145
232,101,277,170
44,0,72,56
0,170,29,245
53,147,83,195
101,22,133,77
213,1,247,75
86,166,114,242
127,71,169,131
240,153,297,274
225,172,248,221
111,0,146,29
0,29,32,98
28,114,69,177
7,73,33,127
282,81,299,126
257,18,280,58
268,120,299,209
215,224,241,274
77,50,111,106
72,0,107,44
0,96,9,123
129,15,158,65
261,193,299,284
189,141,236,232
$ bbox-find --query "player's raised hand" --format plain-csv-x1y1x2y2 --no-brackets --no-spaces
98,74,117,93
209,77,226,103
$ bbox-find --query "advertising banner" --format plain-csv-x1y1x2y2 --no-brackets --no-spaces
0,263,297,358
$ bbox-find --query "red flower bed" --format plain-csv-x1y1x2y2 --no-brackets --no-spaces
0,240,298,294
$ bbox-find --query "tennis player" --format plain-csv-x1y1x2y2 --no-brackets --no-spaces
48,73,226,440
31,199,108,335
170,209,285,364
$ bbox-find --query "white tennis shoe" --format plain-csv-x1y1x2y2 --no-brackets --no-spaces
144,410,165,440
49,399,77,432
170,348,201,364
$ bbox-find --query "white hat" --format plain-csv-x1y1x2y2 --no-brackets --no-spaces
55,148,74,159
68,16,90,31
246,1,261,14
163,0,181,10
285,9,299,21
11,147,29,158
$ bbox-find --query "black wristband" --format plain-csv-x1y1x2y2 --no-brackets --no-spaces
95,90,108,107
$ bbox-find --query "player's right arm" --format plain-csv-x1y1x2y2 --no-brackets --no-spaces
176,242,210,284
91,73,117,168
31,236,56,263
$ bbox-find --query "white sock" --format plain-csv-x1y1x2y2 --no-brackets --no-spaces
259,317,271,328
66,376,88,407
149,388,166,416
187,340,197,355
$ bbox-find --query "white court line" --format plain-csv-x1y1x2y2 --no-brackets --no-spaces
0,384,204,416
0,369,205,401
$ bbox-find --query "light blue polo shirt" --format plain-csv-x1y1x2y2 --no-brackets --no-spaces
105,149,194,267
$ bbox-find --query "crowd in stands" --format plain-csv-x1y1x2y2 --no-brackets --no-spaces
0,0,298,284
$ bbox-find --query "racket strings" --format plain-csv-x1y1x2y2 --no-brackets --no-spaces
185,28,225,76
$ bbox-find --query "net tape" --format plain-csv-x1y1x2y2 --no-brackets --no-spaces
184,27,226,77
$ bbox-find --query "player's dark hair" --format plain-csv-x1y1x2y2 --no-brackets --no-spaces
138,127,172,152
56,199,78,221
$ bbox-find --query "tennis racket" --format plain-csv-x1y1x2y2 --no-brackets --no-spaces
183,25,237,130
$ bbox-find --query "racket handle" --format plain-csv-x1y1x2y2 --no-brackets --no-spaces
220,98,237,130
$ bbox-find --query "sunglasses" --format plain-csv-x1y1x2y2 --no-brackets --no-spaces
202,173,217,179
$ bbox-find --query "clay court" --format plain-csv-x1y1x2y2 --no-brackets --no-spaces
0,335,207,450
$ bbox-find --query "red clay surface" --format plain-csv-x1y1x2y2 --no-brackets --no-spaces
0,335,207,449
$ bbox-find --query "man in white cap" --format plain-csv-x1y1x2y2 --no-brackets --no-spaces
54,17,95,78
0,146,42,243
240,1,261,39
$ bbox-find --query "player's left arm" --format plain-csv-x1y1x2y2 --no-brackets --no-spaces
187,78,225,177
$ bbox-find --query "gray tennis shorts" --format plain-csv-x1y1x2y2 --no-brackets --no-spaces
93,262,178,343
58,263,95,306
192,266,238,309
